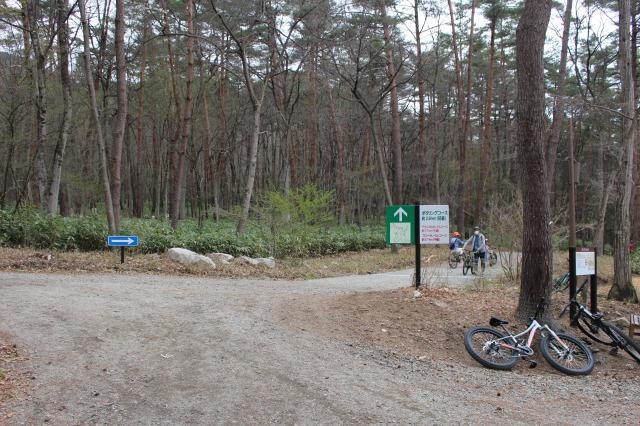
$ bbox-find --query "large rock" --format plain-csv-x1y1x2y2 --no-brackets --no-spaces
235,256,260,266
167,248,215,270
255,257,276,269
207,253,234,264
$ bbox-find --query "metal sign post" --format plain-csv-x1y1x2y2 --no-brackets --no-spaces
590,248,598,313
107,235,140,264
414,204,421,289
573,248,597,317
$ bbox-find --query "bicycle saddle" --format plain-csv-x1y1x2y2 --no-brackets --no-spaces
489,317,509,327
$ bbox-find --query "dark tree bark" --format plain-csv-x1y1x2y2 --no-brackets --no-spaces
609,0,639,302
515,0,554,319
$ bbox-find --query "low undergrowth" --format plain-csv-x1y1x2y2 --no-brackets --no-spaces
0,208,385,258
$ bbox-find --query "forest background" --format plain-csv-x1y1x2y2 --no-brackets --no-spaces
1,0,639,302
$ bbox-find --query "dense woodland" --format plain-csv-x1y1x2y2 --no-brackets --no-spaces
1,0,640,305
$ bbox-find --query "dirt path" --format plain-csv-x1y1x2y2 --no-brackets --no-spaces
0,271,637,424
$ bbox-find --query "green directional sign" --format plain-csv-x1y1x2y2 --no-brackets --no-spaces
385,205,415,245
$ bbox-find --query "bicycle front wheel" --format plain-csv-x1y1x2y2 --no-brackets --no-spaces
463,261,470,276
464,326,519,370
604,323,640,363
540,333,594,375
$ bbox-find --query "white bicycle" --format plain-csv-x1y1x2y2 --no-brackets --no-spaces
464,299,594,375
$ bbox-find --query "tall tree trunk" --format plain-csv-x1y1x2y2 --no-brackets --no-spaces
463,0,476,224
329,90,346,224
152,123,161,217
78,0,116,233
171,0,195,229
632,0,640,243
368,113,394,207
476,13,496,222
307,44,318,180
414,0,428,201
133,12,149,218
47,0,72,215
447,0,467,233
111,0,127,231
515,0,554,319
27,0,48,208
609,0,639,302
237,100,265,234
202,82,213,217
381,0,403,203
545,0,573,198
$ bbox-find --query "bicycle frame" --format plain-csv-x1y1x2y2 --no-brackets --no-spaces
486,320,571,357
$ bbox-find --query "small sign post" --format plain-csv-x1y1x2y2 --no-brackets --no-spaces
107,235,139,264
572,248,597,316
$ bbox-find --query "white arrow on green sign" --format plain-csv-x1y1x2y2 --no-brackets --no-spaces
385,205,415,245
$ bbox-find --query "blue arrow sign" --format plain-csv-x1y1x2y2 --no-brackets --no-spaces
107,235,139,247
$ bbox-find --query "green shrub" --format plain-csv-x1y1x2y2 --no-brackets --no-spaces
632,249,640,275
0,209,385,258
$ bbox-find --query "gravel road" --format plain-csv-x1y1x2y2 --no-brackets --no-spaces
0,270,638,425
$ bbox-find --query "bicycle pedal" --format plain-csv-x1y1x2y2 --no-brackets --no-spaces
528,360,537,368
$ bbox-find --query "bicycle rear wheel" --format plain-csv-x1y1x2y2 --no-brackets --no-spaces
575,315,615,346
540,333,594,375
604,323,640,363
448,252,459,269
464,326,519,370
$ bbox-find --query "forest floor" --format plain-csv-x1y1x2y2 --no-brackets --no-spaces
1,249,639,423
0,246,440,280
1,267,640,423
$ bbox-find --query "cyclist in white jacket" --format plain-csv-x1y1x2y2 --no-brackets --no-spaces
464,226,488,267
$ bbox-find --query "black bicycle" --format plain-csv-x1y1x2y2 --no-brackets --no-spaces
560,280,640,363
462,250,486,276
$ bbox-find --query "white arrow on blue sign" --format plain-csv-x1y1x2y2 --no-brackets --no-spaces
107,235,139,247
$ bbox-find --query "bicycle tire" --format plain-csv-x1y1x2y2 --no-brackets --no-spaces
540,333,594,376
448,252,459,269
464,326,519,370
575,315,615,346
463,260,470,276
489,252,497,267
603,322,640,363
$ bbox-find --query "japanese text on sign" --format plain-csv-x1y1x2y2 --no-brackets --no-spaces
419,205,449,245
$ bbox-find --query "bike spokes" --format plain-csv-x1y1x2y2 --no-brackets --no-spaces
471,331,517,366
545,338,592,372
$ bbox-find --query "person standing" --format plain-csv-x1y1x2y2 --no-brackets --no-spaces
464,226,488,272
